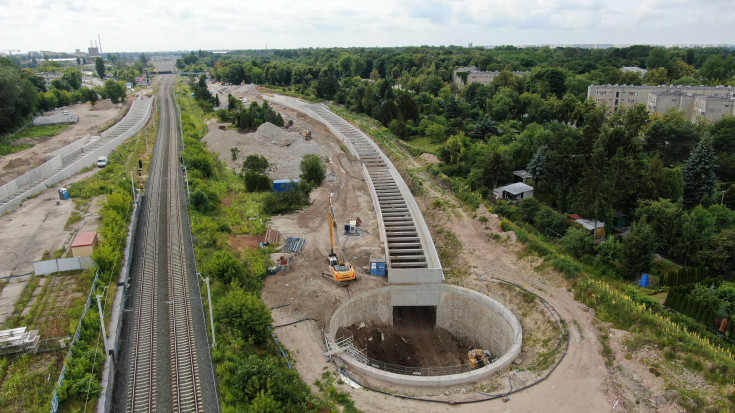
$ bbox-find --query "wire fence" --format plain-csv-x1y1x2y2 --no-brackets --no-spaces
332,336,476,377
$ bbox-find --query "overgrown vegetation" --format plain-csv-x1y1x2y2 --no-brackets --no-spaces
178,81,337,411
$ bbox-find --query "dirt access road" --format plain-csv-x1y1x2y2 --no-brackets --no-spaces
204,86,682,412
0,95,146,324
0,99,126,186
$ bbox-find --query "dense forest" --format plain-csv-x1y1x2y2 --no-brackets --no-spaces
0,53,151,135
179,45,735,281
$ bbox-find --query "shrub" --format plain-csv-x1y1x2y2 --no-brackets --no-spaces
191,189,213,212
300,154,326,185
244,171,272,192
216,288,272,344
242,154,269,174
560,226,595,258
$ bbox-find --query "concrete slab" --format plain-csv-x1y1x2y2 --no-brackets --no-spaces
0,279,29,324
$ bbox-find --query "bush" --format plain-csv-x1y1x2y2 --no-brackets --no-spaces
244,171,272,192
560,226,595,258
207,250,246,285
533,206,568,237
191,189,213,212
242,154,269,174
300,154,326,185
262,182,311,215
216,288,272,344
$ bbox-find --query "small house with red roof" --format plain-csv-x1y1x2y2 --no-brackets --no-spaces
71,231,98,257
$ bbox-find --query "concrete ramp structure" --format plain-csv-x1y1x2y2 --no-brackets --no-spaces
0,96,152,216
270,95,443,305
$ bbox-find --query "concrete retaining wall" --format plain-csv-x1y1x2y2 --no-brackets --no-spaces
329,284,522,387
268,95,442,273
0,97,152,216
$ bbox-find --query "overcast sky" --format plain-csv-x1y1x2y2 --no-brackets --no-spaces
1,0,733,53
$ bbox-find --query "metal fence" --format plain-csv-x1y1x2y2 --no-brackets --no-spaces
33,257,94,276
49,271,99,413
331,335,475,377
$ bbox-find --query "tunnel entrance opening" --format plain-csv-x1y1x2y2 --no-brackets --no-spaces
393,305,436,328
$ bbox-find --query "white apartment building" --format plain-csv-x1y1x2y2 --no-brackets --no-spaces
588,85,735,122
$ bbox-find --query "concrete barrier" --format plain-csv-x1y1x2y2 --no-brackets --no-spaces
329,284,522,387
0,97,152,216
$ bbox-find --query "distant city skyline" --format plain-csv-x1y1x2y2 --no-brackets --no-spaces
1,0,734,53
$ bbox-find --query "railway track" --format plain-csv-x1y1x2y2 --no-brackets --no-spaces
126,76,203,413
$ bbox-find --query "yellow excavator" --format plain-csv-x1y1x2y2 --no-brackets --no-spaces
468,349,494,369
324,194,356,286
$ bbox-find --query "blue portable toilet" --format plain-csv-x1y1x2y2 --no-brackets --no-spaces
639,273,649,288
58,188,69,200
370,255,387,276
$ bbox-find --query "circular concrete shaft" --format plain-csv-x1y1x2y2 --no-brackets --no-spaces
329,284,522,387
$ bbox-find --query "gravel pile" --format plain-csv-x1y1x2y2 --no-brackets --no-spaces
203,122,325,179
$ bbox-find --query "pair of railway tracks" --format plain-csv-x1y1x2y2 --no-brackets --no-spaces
128,77,202,413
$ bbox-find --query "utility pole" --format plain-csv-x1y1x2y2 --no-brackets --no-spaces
96,294,110,355
198,273,216,348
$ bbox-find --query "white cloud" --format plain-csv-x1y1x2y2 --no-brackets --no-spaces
0,0,732,52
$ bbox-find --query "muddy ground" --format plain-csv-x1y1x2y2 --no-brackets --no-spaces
337,322,476,368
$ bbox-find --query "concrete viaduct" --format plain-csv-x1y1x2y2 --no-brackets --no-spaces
270,95,444,306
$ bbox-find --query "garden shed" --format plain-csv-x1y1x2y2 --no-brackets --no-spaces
71,231,98,257
493,182,534,201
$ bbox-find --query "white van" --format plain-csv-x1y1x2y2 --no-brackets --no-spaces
97,156,109,167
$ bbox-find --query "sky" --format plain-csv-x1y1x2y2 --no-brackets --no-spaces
1,0,734,53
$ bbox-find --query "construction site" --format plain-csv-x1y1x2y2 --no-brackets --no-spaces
200,84,563,402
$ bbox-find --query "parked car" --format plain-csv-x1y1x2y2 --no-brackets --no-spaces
97,156,109,167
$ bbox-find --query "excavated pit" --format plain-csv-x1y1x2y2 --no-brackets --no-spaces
337,306,480,368
329,284,522,387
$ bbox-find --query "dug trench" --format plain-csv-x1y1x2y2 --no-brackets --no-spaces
336,306,482,368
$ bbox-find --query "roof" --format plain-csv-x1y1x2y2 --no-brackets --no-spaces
574,219,606,231
513,170,533,179
567,213,582,220
72,232,97,248
495,182,533,195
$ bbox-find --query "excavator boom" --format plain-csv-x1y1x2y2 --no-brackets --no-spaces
325,195,356,284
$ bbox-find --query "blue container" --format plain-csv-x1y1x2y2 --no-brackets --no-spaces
639,273,649,288
273,179,299,193
370,261,387,276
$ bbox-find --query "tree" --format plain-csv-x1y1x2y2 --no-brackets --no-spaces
95,57,105,79
207,250,246,285
103,79,126,104
190,189,213,212
526,145,548,183
244,171,272,192
620,219,657,280
697,229,735,275
242,154,269,174
682,134,717,209
482,149,509,189
316,69,339,100
299,154,326,185
637,153,683,202
216,288,271,344
560,226,596,258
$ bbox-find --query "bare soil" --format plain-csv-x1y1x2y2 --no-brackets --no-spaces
205,88,692,412
0,99,127,186
337,322,476,368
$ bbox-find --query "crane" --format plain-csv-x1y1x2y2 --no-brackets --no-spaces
323,194,356,286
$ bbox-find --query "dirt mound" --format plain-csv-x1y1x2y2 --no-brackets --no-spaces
419,153,440,164
202,121,324,179
90,99,113,111
2,158,27,171
337,322,477,368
